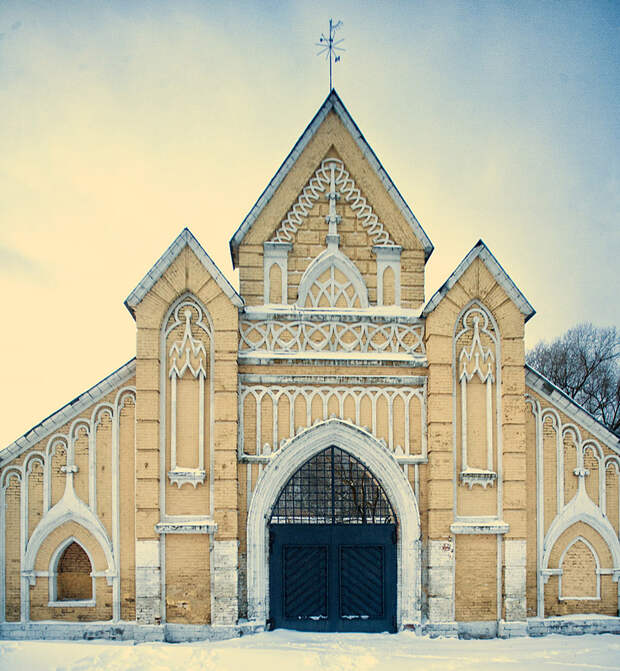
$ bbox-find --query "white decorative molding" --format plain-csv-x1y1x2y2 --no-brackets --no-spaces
603,456,620,526
245,418,421,628
270,157,396,247
47,536,96,607
239,315,425,362
155,517,217,534
263,241,292,305
113,387,135,623
297,247,369,309
23,487,116,585
165,299,211,488
525,395,545,617
238,381,427,469
540,568,562,584
240,373,426,386
450,520,508,534
542,481,620,571
374,245,402,307
167,468,206,488
453,302,500,492
459,468,497,489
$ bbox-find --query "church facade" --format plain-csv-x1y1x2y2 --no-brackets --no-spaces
1,91,619,640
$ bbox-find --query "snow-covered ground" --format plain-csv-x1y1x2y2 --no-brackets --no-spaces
1,631,619,671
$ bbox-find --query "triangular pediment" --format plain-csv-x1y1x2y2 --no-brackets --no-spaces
229,89,433,266
125,228,243,318
422,240,535,321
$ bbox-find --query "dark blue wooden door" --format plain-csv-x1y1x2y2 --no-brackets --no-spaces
269,523,397,632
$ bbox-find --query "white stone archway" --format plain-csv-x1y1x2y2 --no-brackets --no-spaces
246,418,421,629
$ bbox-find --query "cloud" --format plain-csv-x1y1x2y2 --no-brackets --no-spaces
0,244,48,282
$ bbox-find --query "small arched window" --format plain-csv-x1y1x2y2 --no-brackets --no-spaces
49,540,95,606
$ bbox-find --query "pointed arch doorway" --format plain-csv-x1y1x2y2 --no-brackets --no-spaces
268,445,397,632
247,419,421,631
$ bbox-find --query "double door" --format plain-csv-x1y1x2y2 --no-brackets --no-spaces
269,523,396,632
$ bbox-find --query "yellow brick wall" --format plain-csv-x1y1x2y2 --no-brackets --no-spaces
4,474,21,621
31,520,111,621
455,535,497,621
525,403,538,616
561,540,597,598
0,380,136,623
544,522,616,616
165,535,211,624
133,243,240,624
524,388,620,618
119,394,136,621
424,256,527,622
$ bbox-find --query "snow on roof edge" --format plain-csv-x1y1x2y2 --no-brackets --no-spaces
422,240,535,321
525,364,620,453
125,228,243,316
0,359,136,467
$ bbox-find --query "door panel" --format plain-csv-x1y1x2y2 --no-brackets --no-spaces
283,545,328,620
269,524,396,632
340,545,384,619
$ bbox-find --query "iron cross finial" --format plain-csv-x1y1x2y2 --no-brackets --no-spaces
316,19,345,91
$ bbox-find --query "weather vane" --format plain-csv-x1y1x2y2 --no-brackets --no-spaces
316,19,345,91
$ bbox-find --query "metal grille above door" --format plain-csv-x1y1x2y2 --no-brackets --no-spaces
270,446,395,524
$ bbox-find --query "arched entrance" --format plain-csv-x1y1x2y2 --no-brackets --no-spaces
269,446,396,632
246,419,421,631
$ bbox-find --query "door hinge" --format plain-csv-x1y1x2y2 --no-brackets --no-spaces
392,528,398,545
269,530,275,553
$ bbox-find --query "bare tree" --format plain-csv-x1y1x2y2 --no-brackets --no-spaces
527,323,620,436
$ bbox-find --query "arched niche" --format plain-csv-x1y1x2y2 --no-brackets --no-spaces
296,249,369,309
49,537,96,606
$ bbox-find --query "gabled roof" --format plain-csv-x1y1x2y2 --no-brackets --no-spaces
229,89,434,267
422,239,535,321
125,228,243,317
525,364,620,452
0,359,136,466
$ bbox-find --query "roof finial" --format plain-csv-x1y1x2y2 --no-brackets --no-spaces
316,19,345,91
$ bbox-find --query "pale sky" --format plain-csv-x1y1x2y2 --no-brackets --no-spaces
1,1,618,448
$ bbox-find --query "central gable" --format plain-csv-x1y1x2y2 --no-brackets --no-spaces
231,91,433,310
